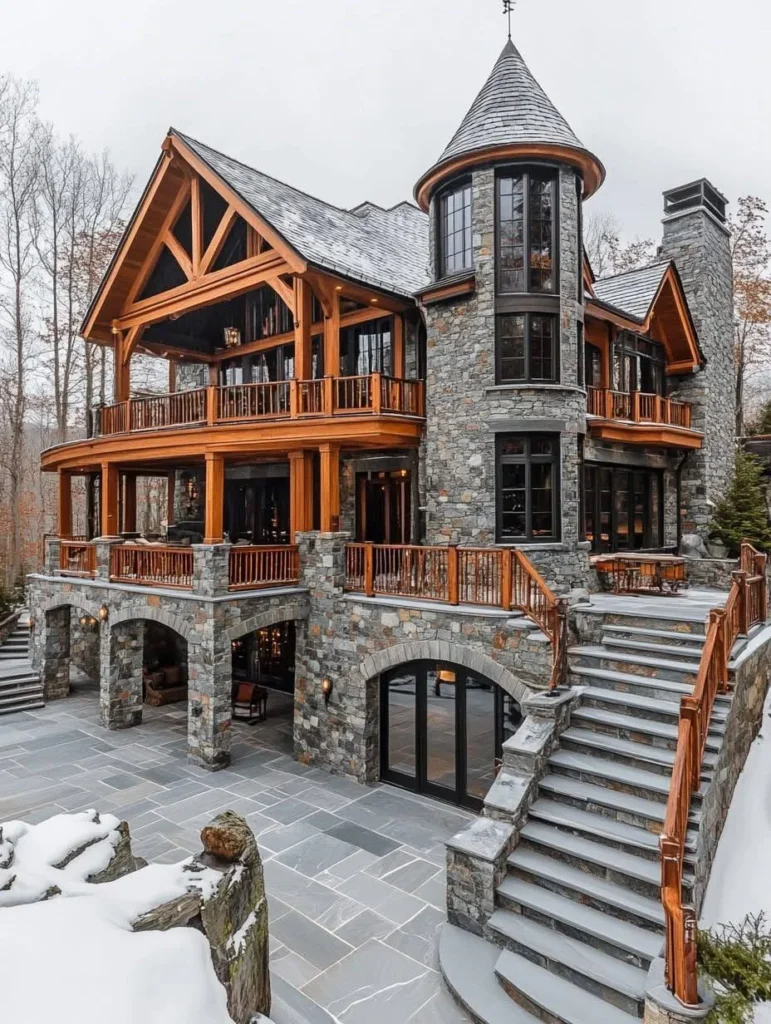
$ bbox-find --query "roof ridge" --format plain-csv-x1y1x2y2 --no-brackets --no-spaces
595,260,671,284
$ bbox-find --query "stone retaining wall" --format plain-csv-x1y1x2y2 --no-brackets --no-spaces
683,556,738,591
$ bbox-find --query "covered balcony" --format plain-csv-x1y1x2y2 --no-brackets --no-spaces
586,385,701,448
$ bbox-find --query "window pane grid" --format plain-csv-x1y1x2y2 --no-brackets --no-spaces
497,313,557,384
497,170,556,295
440,184,472,276
497,434,559,543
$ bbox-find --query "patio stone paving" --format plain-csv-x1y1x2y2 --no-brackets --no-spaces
0,680,472,1023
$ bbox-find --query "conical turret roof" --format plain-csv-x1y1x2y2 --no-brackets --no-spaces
415,39,604,209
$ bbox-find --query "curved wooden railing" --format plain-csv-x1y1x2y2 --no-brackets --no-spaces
59,540,96,577
110,544,194,589
96,375,425,436
587,387,692,429
229,545,300,591
344,543,567,688
661,540,767,1005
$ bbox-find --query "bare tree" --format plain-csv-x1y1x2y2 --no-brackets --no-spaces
584,210,656,278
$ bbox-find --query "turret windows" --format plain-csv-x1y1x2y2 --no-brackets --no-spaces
438,181,472,277
497,169,557,294
496,434,560,543
496,313,558,384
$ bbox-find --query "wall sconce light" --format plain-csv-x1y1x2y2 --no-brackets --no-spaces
78,615,98,632
223,326,241,349
99,606,109,622
321,676,333,706
28,617,35,630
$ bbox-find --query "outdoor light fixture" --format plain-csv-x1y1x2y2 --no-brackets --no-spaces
79,615,98,632
321,676,333,706
99,605,109,622
28,617,34,630
223,326,241,349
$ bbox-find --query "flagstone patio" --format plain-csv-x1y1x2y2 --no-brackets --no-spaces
0,681,472,1024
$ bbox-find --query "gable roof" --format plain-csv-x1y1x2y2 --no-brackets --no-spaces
592,262,671,321
174,131,430,298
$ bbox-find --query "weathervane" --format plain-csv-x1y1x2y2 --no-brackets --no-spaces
503,0,515,39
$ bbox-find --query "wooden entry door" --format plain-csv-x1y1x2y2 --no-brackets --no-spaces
357,470,411,544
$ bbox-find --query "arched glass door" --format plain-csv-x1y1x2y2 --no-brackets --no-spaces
380,661,522,810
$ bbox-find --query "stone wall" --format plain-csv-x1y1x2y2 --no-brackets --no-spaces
660,200,735,537
420,162,590,590
684,556,738,591
70,618,100,683
293,532,548,783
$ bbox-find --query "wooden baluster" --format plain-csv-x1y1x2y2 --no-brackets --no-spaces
364,542,374,597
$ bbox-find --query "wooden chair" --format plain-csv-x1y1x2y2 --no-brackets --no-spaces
231,681,268,725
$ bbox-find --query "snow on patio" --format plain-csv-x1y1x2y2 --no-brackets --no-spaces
701,688,771,1021
0,810,235,1024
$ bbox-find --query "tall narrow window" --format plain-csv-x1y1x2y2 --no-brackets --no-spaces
496,435,560,543
497,313,558,384
438,182,472,277
497,169,557,294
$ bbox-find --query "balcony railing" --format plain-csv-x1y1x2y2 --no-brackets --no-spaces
587,387,692,429
110,544,195,589
229,545,300,591
345,542,568,688
96,373,425,437
59,540,97,577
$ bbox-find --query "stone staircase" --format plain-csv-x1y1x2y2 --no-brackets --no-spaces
441,611,731,1024
0,615,45,715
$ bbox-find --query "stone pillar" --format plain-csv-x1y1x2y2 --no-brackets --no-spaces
659,182,735,538
40,605,71,700
44,537,62,575
193,543,231,597
187,626,232,771
294,531,377,781
446,817,514,937
100,620,143,729
94,537,123,579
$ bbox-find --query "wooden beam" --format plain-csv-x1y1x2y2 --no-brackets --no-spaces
112,329,130,402
167,470,176,526
191,175,203,276
168,359,177,392
319,443,340,532
124,180,193,309
270,275,295,316
123,473,137,533
203,452,224,544
200,205,237,276
393,315,405,378
294,278,313,381
339,307,393,329
101,462,120,536
289,449,314,542
169,134,307,274
163,230,193,281
323,289,341,378
58,471,73,538
118,251,289,329
138,340,214,364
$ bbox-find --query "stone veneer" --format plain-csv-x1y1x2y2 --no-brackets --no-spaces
293,531,551,783
660,202,736,537
421,163,590,592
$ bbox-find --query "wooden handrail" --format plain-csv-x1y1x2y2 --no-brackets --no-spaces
586,387,692,428
59,541,96,577
344,543,567,689
110,544,193,589
661,540,768,1005
228,545,300,590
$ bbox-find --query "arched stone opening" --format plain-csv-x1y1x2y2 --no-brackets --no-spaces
39,603,102,701
230,618,299,757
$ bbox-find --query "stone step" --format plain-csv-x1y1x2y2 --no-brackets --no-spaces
0,674,41,691
601,636,705,661
571,706,723,753
582,610,708,635
0,683,43,702
528,798,698,865
536,774,702,834
569,646,700,685
439,924,540,1024
559,727,718,778
494,878,661,968
602,624,707,647
547,749,709,806
0,698,44,715
570,665,700,704
505,847,664,931
579,686,729,726
518,821,690,903
488,910,647,1018
494,948,640,1024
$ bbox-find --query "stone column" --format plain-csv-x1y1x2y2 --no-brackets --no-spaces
100,620,143,729
94,537,123,580
187,625,232,771
40,605,71,700
294,531,377,782
44,537,62,575
193,543,231,597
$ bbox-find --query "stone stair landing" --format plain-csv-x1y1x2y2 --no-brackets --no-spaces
0,615,44,715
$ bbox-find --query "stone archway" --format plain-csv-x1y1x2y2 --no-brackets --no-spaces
37,601,104,701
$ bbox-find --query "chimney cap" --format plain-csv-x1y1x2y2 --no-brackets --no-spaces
663,178,728,225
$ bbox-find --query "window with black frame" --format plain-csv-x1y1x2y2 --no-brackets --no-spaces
496,434,560,543
340,318,393,376
497,169,557,294
438,181,472,277
497,312,558,383
612,332,665,396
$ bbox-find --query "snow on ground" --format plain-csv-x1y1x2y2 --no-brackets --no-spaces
701,688,771,1022
0,810,234,1024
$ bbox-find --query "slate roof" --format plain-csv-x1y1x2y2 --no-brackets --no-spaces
436,39,587,166
174,131,430,298
592,262,671,322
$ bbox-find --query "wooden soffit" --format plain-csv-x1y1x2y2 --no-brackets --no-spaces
82,134,307,344
587,419,704,450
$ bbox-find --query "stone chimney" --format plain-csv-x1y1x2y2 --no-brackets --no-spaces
659,179,735,538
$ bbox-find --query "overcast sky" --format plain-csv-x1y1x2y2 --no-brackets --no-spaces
1,0,769,243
